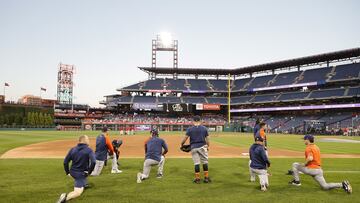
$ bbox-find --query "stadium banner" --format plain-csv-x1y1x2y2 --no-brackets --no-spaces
230,103,360,113
132,103,163,111
183,90,206,93
134,125,152,131
250,82,318,92
164,103,192,113
196,103,221,110
148,89,172,93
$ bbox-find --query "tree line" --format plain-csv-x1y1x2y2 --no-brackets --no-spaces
0,112,54,127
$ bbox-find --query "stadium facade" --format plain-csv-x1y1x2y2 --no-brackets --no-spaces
97,48,360,135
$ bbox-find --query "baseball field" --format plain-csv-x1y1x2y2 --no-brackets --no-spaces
0,131,359,203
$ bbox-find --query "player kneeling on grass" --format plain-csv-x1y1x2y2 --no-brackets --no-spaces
91,126,122,176
57,135,96,203
249,136,270,192
289,134,352,194
137,129,168,183
181,115,211,184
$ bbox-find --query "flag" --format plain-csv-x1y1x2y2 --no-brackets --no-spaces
41,87,47,91
4,83,9,87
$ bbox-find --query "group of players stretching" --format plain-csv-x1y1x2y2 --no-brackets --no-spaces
57,116,352,202
250,119,352,193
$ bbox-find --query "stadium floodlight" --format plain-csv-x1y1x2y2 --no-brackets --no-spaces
156,32,175,50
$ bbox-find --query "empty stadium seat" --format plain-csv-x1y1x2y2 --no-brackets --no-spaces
208,80,228,91
347,86,360,96
182,97,206,103
330,63,360,81
206,97,228,104
157,97,182,103
231,96,252,104
252,94,279,103
309,88,345,99
278,91,310,101
233,78,252,91
270,71,301,86
247,75,276,89
133,96,156,103
297,67,332,83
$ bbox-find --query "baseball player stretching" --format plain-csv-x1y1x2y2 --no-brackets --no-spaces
137,128,168,183
250,122,267,182
289,134,352,193
91,127,122,176
249,136,270,191
181,115,211,184
57,135,95,203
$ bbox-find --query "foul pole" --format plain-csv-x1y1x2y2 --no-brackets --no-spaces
227,73,231,122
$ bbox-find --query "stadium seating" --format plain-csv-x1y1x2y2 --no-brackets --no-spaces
157,97,182,103
252,93,279,103
297,67,332,83
187,79,210,91
165,79,186,91
133,96,156,103
231,96,252,104
330,63,360,81
247,75,275,89
309,88,345,99
347,86,360,96
115,96,133,103
269,71,301,86
142,79,164,90
278,91,310,101
208,80,229,91
182,97,206,104
232,78,252,91
206,97,228,104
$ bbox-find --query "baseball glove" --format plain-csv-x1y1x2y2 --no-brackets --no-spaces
180,145,191,153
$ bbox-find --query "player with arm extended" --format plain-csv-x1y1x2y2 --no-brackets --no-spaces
57,135,95,203
289,134,352,193
181,115,211,184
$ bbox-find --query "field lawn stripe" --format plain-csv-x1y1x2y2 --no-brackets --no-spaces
325,171,360,173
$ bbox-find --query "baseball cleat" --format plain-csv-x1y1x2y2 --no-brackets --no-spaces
260,185,267,192
193,178,201,184
342,180,352,194
289,180,301,186
137,172,142,183
156,173,163,179
57,193,67,203
203,177,211,183
111,169,123,174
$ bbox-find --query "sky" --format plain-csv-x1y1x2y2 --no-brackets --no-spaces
1,0,359,107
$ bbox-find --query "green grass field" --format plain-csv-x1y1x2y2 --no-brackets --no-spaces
0,131,359,203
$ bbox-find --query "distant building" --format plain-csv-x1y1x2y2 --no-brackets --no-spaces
41,99,57,107
0,95,4,104
18,95,42,106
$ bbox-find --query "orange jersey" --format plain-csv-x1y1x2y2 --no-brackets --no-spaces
105,133,114,155
259,128,267,146
305,144,321,169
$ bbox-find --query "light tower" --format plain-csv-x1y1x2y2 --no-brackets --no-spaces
151,32,178,79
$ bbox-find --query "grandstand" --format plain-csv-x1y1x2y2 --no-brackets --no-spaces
98,48,360,135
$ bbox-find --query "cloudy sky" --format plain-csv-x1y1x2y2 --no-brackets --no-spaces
1,0,359,106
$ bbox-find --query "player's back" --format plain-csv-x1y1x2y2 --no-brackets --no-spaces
145,137,167,162
305,144,321,168
186,125,208,149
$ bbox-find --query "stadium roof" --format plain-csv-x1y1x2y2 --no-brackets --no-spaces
139,47,360,76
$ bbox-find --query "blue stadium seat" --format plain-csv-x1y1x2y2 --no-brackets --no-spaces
309,88,345,99
182,97,206,103
247,75,275,89
166,79,186,91
347,86,360,96
187,79,210,91
297,67,332,83
252,94,279,103
233,78,252,91
206,97,228,104
278,91,310,101
231,96,252,104
142,79,164,90
330,63,360,81
133,96,156,103
157,97,181,103
208,80,228,91
270,71,301,86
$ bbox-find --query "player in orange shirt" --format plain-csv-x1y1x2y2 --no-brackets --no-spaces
289,134,352,193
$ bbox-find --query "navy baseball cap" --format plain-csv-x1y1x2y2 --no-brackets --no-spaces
194,115,201,122
151,128,159,136
303,134,314,142
255,136,264,142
